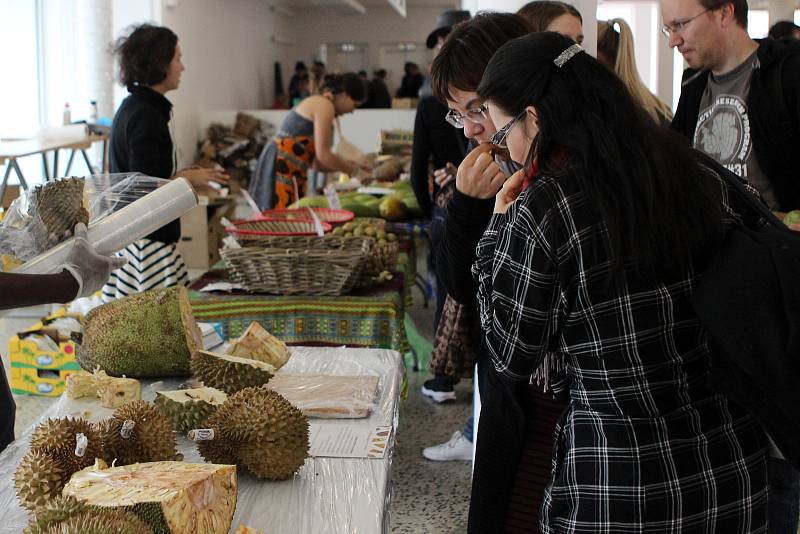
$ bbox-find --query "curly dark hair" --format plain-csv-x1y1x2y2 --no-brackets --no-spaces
114,24,178,87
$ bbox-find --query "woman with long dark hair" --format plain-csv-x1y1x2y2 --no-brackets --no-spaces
474,32,767,532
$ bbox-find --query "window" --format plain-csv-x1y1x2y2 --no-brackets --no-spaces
748,10,769,39
0,1,40,138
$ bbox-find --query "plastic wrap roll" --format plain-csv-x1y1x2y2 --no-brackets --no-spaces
17,178,197,275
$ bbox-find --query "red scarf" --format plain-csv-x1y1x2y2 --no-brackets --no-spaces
522,148,571,191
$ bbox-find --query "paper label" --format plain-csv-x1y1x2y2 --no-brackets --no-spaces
120,420,135,439
324,184,341,210
188,429,215,441
309,424,392,459
74,433,88,457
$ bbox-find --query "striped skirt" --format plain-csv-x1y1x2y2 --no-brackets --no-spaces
101,239,188,302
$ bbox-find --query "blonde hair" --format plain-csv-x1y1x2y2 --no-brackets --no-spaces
597,18,672,124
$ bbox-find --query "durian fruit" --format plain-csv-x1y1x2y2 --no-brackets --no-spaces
154,388,228,433
97,400,177,465
79,287,202,378
197,386,309,480
66,368,141,408
63,461,237,534
190,350,275,394
29,416,102,473
25,495,153,534
29,177,89,245
227,321,291,370
14,450,67,512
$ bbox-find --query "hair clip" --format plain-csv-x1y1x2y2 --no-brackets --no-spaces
553,44,583,68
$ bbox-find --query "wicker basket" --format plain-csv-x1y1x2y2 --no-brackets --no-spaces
221,236,370,295
361,240,400,277
226,218,333,242
261,208,355,225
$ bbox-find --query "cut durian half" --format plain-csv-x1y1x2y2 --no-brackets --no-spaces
191,350,275,394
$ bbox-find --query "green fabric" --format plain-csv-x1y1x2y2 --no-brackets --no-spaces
403,312,431,371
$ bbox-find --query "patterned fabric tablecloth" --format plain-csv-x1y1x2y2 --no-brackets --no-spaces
189,271,409,353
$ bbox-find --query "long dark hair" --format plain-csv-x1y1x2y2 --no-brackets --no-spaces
114,24,178,87
477,32,723,283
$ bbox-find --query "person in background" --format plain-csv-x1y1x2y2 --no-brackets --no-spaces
363,69,392,109
291,74,310,107
397,62,424,98
517,0,584,44
769,20,800,40
476,30,768,532
597,18,673,126
288,61,310,104
0,223,126,452
357,70,368,82
664,0,800,530
249,73,368,210
104,24,228,301
309,60,326,94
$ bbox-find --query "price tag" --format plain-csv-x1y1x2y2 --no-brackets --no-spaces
74,433,88,457
324,184,341,210
120,420,135,439
188,429,215,442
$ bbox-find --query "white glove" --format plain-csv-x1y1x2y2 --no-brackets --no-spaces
62,223,127,299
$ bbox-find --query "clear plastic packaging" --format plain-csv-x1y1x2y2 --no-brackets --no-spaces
0,347,403,534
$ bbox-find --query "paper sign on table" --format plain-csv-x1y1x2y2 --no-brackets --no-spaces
309,424,392,459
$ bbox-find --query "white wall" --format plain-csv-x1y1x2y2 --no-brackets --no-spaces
160,0,281,168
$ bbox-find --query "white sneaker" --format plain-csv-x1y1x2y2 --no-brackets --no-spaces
421,385,457,403
422,431,473,461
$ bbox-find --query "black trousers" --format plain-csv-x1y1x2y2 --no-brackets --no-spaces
0,363,15,452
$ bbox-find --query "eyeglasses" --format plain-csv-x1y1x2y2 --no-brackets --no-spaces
661,8,711,38
490,111,527,149
445,105,489,128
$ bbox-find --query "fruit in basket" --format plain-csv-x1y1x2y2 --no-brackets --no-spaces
379,197,407,221
290,196,329,209
228,321,291,369
30,417,102,473
25,495,153,534
96,400,177,466
79,287,202,378
63,461,237,534
15,450,68,512
196,387,309,480
155,388,228,434
191,350,275,394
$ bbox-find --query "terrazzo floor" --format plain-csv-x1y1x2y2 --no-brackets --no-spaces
1,261,475,533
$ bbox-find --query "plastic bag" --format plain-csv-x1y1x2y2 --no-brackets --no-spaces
0,173,170,267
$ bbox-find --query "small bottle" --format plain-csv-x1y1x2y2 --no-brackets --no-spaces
89,100,98,123
62,102,71,125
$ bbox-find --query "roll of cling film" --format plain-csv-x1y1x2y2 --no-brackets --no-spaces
74,433,88,457
120,420,135,439
188,429,215,442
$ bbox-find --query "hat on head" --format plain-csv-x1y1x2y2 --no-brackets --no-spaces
426,9,471,49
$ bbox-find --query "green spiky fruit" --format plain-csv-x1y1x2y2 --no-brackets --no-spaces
197,387,309,480
30,177,89,245
29,417,102,473
79,287,202,377
25,495,153,534
25,495,88,533
15,451,67,512
190,350,275,394
154,388,228,433
98,401,177,466
64,461,237,534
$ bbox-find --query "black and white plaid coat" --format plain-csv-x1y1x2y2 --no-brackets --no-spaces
473,167,768,533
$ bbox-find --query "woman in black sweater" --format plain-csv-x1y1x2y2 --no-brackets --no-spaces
103,24,227,301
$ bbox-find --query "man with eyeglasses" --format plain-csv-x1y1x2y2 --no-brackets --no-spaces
665,0,800,531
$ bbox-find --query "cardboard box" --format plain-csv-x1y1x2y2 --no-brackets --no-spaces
10,366,78,397
391,98,418,109
177,197,236,270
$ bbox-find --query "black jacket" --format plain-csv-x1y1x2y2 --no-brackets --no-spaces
364,78,392,109
110,85,180,244
410,96,468,218
672,38,800,211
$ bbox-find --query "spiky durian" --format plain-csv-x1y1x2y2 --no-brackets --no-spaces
25,495,153,534
14,451,67,512
227,321,291,370
154,388,227,433
79,287,202,378
196,387,309,480
98,401,177,466
63,461,237,534
29,417,102,473
29,177,89,246
190,350,274,394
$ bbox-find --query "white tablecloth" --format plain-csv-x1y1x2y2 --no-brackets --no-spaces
0,346,403,533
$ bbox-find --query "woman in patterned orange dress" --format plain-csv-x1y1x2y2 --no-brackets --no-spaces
250,73,368,209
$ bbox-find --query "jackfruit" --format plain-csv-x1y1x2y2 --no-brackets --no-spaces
63,461,237,534
15,450,67,512
227,321,290,370
79,287,202,378
190,350,275,394
25,495,153,534
154,388,228,433
66,368,141,408
97,400,177,466
196,386,309,480
29,416,102,473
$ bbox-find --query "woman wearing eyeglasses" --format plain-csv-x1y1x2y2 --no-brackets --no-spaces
475,31,768,532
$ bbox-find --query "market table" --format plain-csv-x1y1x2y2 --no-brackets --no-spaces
189,270,410,353
0,346,403,534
